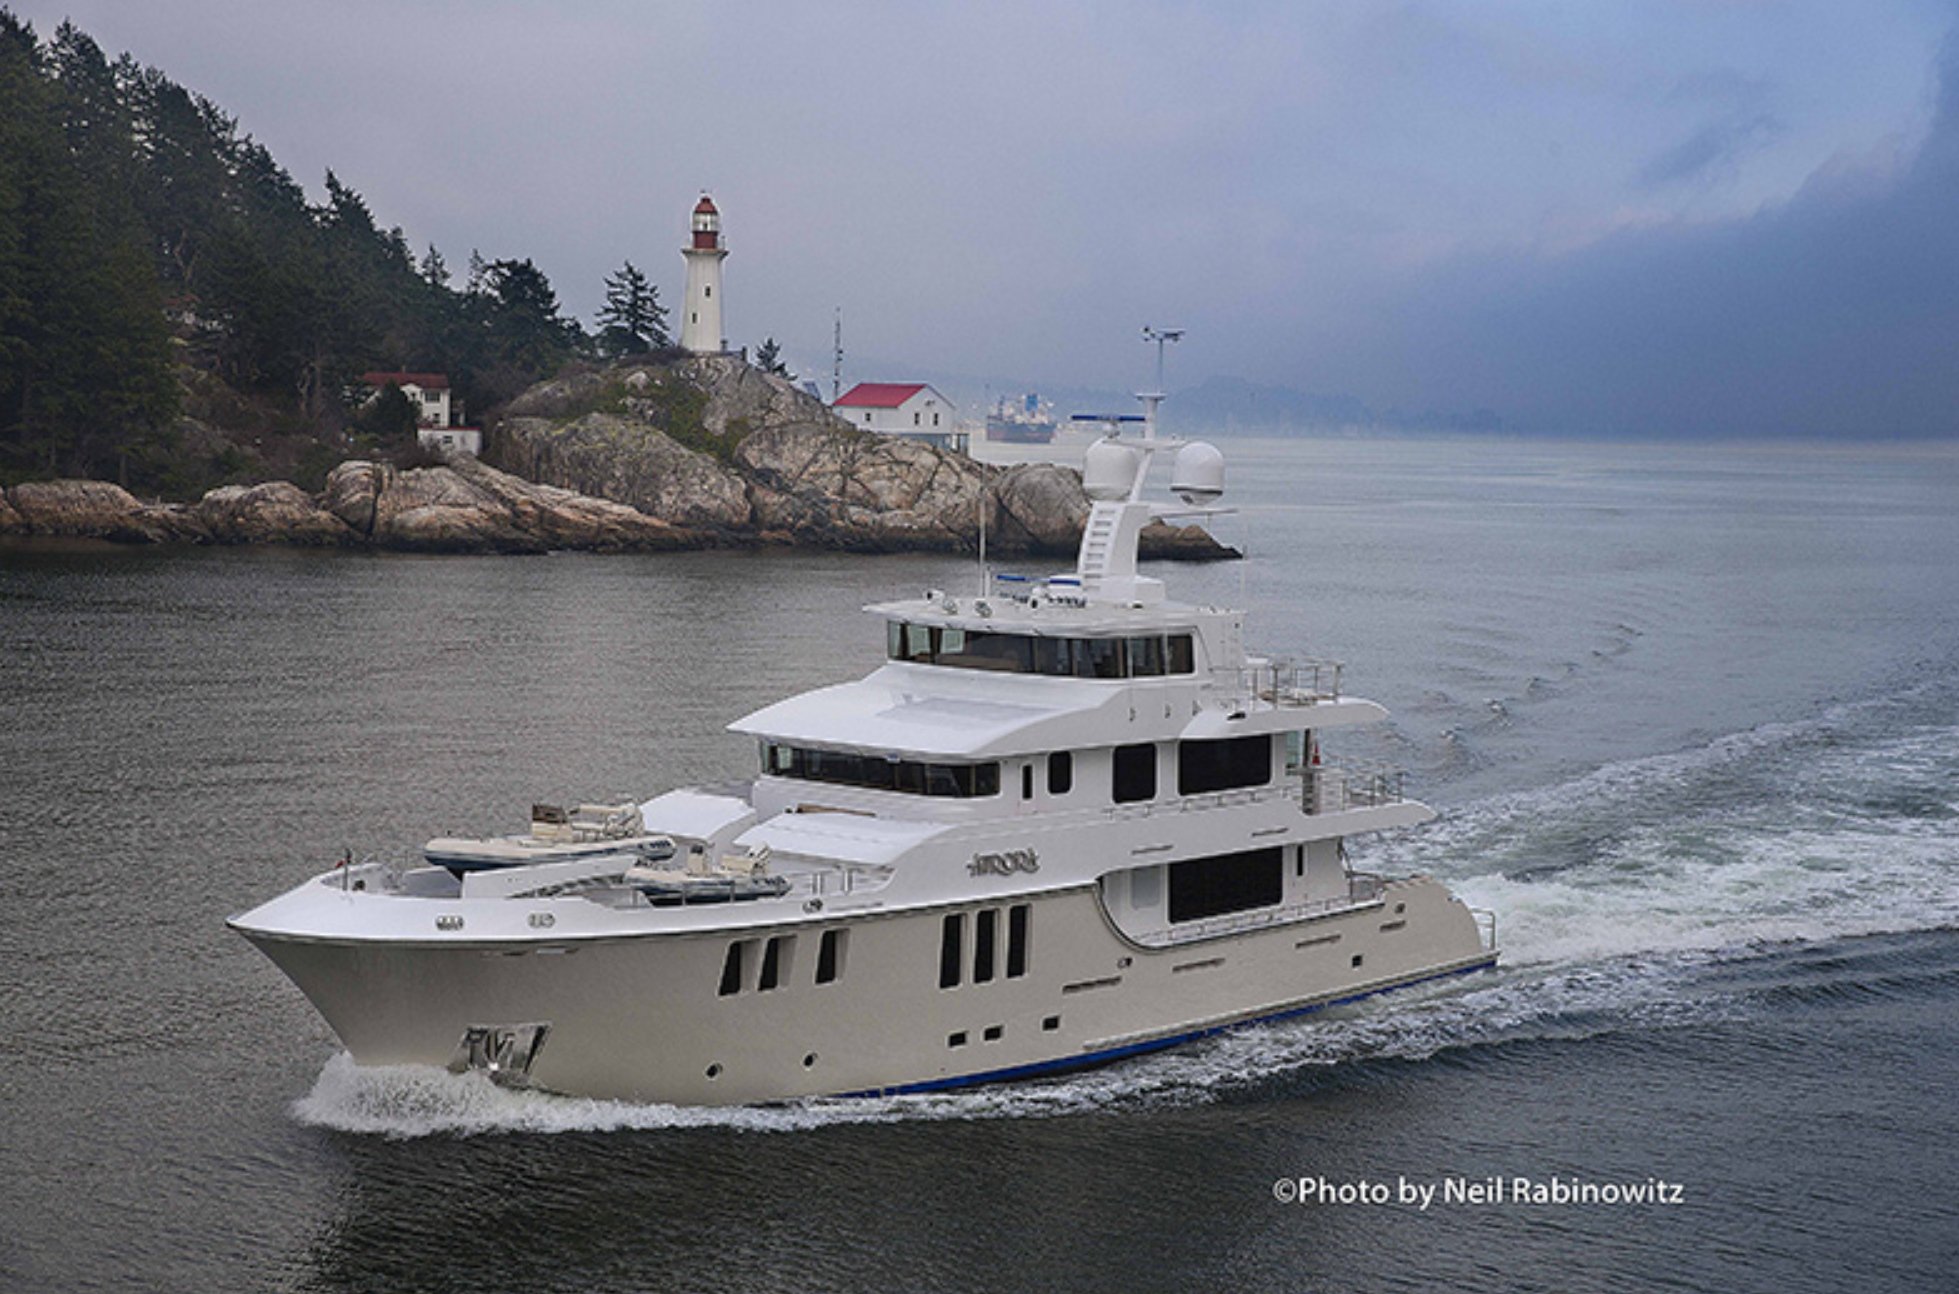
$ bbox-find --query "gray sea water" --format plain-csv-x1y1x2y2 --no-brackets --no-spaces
3,434,1957,1293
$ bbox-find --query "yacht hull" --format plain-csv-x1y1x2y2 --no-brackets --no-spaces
233,875,1491,1106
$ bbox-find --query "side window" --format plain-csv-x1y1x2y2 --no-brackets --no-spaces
1113,743,1156,803
816,929,846,984
939,913,964,989
1048,750,1073,795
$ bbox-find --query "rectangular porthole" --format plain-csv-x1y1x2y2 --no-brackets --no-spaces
983,1024,1004,1042
948,1031,967,1048
719,940,750,997
940,913,964,989
974,908,997,983
1042,1015,1061,1032
1351,954,1365,968
1006,903,1030,978
816,929,846,984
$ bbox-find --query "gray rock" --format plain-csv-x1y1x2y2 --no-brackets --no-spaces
445,455,693,550
324,461,385,537
368,464,540,553
988,463,1093,554
495,412,751,531
3,479,180,542
195,481,351,546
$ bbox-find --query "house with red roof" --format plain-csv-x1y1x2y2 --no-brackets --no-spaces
832,381,960,449
360,371,481,456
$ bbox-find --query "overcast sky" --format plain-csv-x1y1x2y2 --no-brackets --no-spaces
16,0,1959,435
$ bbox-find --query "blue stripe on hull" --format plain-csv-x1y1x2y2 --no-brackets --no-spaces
842,955,1499,1099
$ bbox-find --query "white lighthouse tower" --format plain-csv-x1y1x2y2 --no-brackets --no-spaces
680,193,727,355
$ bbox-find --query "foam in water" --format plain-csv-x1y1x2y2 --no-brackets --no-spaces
294,702,1959,1137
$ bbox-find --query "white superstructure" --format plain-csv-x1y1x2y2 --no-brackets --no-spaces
680,193,726,355
230,365,1496,1106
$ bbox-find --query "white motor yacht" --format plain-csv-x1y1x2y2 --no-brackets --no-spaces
230,381,1497,1106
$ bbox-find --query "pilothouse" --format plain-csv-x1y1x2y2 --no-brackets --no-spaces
229,337,1498,1106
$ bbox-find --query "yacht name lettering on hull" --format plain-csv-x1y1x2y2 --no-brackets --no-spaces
968,848,1039,877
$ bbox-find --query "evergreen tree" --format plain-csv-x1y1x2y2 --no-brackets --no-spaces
754,337,790,378
419,244,449,289
595,260,668,355
0,12,174,480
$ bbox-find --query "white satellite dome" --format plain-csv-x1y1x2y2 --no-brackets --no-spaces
1082,439,1142,501
1172,441,1225,505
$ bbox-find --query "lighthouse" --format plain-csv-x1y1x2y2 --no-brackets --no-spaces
680,194,728,355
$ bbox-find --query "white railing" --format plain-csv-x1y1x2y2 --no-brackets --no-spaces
1298,763,1408,814
1239,658,1343,706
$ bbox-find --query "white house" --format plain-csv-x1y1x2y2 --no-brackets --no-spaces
833,382,960,449
360,370,482,456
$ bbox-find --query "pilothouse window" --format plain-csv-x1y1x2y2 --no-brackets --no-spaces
766,744,999,798
888,623,1195,679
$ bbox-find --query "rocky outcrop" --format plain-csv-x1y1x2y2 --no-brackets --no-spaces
495,412,751,531
0,357,1234,560
738,423,993,550
320,457,696,552
194,481,349,546
4,479,197,544
493,358,1233,559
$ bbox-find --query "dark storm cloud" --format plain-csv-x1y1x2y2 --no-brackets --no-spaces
1321,32,1959,437
1636,113,1782,190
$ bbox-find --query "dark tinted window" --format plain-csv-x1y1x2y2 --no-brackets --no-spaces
1007,904,1030,978
1078,638,1126,679
1034,637,1074,676
1178,735,1273,796
718,941,746,996
768,745,999,798
1168,847,1284,923
939,914,963,989
1048,750,1073,795
1167,634,1195,674
1113,743,1157,803
974,909,997,983
936,628,1035,673
1127,636,1165,677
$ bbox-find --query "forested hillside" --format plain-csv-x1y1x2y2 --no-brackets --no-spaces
0,11,629,495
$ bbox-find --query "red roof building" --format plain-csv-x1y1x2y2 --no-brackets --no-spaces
834,382,929,409
831,382,958,447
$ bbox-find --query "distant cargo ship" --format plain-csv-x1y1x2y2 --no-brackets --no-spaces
985,393,1058,444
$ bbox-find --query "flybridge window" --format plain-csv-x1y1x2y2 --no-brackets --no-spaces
887,622,1196,679
765,744,1000,798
